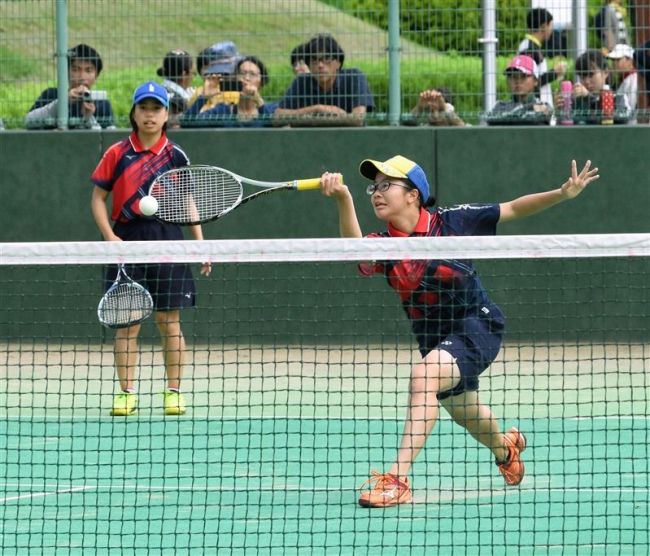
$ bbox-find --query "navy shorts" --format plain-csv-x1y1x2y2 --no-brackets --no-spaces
415,316,504,401
103,219,196,311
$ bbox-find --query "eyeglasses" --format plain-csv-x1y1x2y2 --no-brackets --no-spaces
237,70,261,79
366,180,413,196
312,56,336,64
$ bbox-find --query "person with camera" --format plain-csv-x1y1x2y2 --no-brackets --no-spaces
26,43,115,130
181,56,276,127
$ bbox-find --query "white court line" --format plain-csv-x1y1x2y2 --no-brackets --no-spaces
0,482,648,495
1,414,648,421
0,485,94,504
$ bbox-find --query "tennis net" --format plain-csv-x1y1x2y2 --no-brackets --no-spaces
0,234,648,554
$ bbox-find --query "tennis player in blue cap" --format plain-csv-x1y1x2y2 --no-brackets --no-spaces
91,81,211,417
318,155,599,507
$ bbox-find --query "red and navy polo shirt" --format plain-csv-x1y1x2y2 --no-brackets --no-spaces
361,204,505,341
91,132,189,222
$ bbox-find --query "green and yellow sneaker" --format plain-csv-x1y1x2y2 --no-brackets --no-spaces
110,392,138,416
163,390,186,416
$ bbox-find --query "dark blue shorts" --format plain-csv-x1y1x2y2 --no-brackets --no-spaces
415,316,504,401
103,219,196,311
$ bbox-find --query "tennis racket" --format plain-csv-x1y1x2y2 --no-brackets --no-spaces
97,264,154,329
144,165,322,225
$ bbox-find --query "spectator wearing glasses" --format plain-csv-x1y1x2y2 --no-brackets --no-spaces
184,56,277,127
157,49,195,127
274,34,374,127
183,41,241,121
26,43,115,130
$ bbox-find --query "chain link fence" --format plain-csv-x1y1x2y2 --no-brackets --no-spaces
1,0,648,129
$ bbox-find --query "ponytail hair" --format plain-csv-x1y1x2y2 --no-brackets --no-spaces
422,195,437,208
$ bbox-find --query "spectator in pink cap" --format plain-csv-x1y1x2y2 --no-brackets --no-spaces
486,54,552,125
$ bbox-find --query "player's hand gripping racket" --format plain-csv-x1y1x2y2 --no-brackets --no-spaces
97,264,154,329
142,165,322,225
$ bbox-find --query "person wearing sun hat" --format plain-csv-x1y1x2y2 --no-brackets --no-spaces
90,80,211,418
316,154,600,507
486,54,552,125
607,43,637,122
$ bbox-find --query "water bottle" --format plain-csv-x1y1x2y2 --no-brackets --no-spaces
559,81,573,126
600,86,615,125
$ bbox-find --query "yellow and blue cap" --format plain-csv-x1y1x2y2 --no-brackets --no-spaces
132,81,169,108
359,155,430,201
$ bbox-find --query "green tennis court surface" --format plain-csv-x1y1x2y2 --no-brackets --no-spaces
0,343,648,554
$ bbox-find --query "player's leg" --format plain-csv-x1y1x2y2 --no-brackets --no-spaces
440,390,507,459
390,349,460,476
155,309,185,388
111,323,141,416
155,309,187,415
358,349,460,507
114,324,142,390
440,390,526,485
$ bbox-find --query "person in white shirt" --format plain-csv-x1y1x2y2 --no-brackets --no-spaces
607,43,638,123
517,8,567,109
157,49,195,127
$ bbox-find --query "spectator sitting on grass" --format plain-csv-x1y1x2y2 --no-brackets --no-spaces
486,55,552,126
26,43,115,130
273,34,374,127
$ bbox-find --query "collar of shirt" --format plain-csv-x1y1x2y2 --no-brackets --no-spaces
129,131,168,155
525,33,542,48
387,208,430,237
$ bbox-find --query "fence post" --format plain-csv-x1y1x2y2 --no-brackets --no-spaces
387,0,401,126
480,0,498,123
55,0,68,130
573,0,588,58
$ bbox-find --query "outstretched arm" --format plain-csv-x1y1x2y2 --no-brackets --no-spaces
499,160,600,223
319,172,363,238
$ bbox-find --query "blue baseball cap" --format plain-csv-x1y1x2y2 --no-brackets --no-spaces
132,81,169,108
203,40,240,75
359,155,430,202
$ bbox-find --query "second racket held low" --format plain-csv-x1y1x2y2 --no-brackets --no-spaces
141,165,322,225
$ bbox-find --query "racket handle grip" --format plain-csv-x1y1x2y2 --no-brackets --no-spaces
295,178,324,191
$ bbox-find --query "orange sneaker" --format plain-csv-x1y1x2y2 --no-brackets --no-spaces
496,427,527,486
358,471,413,508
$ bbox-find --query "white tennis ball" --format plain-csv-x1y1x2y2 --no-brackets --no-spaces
139,195,158,216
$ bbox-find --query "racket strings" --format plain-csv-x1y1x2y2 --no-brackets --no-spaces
155,168,242,224
99,283,153,328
